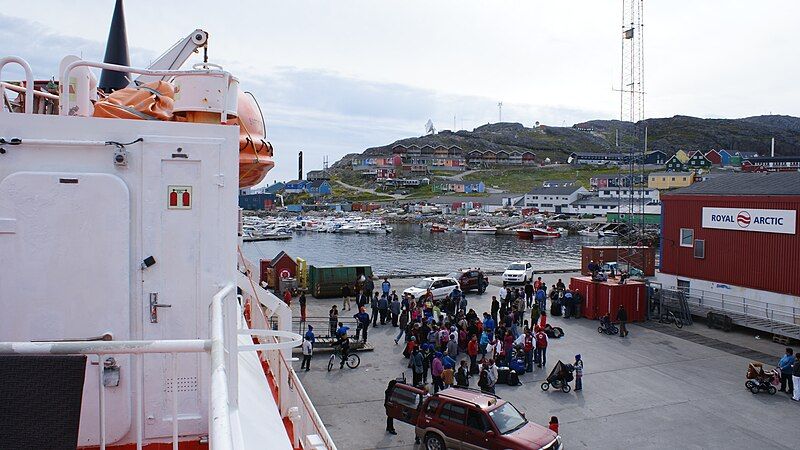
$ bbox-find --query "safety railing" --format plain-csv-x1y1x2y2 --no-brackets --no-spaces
0,283,239,450
249,297,337,450
681,287,800,326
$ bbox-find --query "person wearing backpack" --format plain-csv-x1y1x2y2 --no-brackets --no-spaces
523,328,535,373
534,326,548,368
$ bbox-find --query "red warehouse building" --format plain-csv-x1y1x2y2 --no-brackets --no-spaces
658,172,800,310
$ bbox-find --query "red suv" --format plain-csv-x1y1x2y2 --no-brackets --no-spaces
385,384,562,450
448,269,489,294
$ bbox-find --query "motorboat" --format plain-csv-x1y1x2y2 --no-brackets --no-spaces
462,224,497,235
531,225,562,239
430,223,449,233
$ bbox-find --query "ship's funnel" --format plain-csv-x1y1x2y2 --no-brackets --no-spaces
98,0,131,92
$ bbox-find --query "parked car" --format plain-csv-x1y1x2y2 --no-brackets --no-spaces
447,268,489,294
502,261,533,285
403,276,460,301
385,384,562,450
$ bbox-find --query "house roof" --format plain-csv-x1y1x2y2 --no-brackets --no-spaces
528,185,584,195
308,180,329,188
285,180,306,185
667,172,800,196
543,179,576,185
733,151,759,158
743,156,800,163
571,152,627,158
269,251,296,268
649,171,693,177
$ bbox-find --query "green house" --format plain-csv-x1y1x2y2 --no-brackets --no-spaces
686,152,712,170
664,155,686,172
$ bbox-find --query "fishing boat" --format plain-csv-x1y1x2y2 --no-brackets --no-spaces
430,223,448,233
0,2,332,449
462,224,498,235
516,228,533,239
531,225,562,239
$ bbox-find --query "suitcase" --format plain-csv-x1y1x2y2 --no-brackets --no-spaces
510,358,526,374
497,366,510,384
507,370,520,386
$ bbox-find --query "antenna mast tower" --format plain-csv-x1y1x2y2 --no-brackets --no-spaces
620,0,644,123
616,0,652,283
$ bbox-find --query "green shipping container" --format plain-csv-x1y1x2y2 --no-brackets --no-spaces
309,265,373,298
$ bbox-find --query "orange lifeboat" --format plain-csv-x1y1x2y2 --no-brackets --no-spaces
228,91,275,188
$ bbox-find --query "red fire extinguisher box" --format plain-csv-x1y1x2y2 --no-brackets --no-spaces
570,276,647,322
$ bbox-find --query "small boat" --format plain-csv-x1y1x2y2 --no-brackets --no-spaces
531,225,561,239
430,224,448,233
516,228,532,239
462,224,497,235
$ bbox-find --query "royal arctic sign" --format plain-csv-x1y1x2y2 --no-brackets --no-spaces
702,207,796,234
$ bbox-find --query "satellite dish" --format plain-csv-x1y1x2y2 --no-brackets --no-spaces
425,119,436,135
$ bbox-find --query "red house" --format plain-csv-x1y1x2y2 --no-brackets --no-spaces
260,251,298,287
704,149,722,165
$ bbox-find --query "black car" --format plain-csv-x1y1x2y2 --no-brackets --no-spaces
448,268,489,294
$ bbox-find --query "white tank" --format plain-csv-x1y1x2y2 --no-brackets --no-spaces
172,63,238,121
58,55,98,116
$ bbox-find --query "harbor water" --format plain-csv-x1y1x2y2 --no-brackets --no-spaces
242,223,613,276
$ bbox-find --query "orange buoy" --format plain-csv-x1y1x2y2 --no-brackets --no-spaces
228,91,275,188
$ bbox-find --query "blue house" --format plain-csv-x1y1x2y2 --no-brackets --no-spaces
284,180,309,194
264,182,285,194
718,150,732,166
306,180,332,196
239,193,277,211
643,150,667,165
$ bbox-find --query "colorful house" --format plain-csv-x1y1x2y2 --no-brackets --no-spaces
674,150,690,164
664,155,686,172
643,150,668,165
433,181,485,194
284,180,309,194
705,149,722,165
686,152,712,170
718,149,732,166
306,180,332,196
648,172,694,190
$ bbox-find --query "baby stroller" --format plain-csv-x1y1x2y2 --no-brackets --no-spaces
540,360,574,393
745,362,779,395
597,314,619,335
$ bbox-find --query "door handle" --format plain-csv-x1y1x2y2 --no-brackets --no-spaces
150,293,172,323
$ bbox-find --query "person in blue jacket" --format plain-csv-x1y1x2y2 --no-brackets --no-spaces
353,307,371,343
778,347,796,395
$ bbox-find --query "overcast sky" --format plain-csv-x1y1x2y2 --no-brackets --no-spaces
2,0,799,183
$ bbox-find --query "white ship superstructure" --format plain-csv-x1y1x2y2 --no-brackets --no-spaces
0,4,333,450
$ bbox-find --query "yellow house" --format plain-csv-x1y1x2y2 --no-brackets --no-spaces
648,171,694,189
674,150,690,164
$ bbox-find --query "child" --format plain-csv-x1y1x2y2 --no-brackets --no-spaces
574,354,583,391
441,363,455,388
548,416,559,434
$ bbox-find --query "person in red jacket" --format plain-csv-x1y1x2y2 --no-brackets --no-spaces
467,335,479,374
548,416,559,434
282,288,292,306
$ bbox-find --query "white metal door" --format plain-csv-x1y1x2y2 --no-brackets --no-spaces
141,149,206,439
0,171,132,445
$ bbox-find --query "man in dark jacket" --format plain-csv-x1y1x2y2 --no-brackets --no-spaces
524,282,534,308
384,380,398,435
378,294,389,325
491,296,500,324
354,307,371,342
371,292,380,327
616,304,629,337
341,284,352,311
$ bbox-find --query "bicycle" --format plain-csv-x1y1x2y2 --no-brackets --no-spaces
659,310,684,329
327,347,361,371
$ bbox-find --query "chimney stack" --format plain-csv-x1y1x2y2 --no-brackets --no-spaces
98,0,131,92
298,151,303,180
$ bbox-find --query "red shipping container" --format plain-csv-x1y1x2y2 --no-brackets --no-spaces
570,276,646,321
595,280,647,322
569,276,600,319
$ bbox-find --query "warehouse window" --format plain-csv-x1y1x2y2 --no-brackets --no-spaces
680,228,694,247
694,240,705,259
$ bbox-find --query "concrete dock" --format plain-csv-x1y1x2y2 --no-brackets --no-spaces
289,273,800,449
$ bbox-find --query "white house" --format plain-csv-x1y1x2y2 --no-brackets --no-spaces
569,195,622,216
597,186,660,202
524,185,588,213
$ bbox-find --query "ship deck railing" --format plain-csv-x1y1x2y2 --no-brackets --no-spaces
0,283,307,450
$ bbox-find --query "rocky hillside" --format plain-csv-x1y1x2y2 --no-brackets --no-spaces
332,115,800,168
